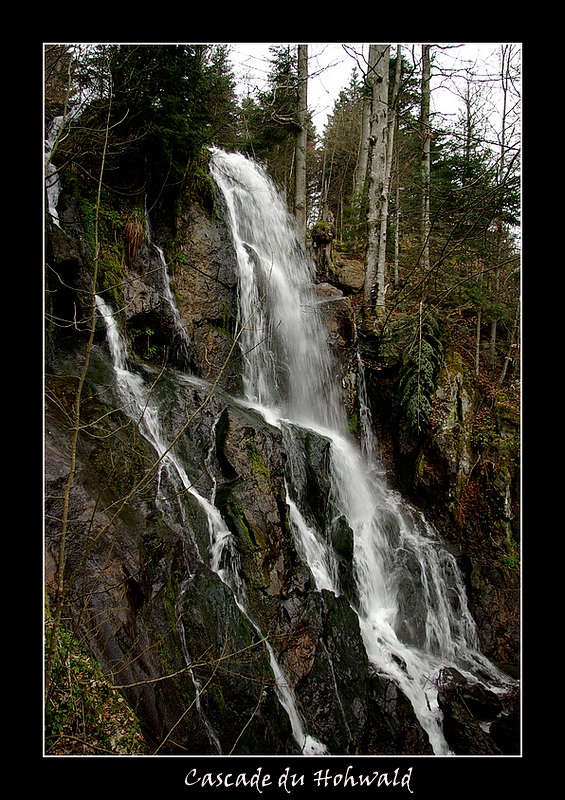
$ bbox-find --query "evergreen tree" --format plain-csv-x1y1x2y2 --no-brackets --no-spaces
204,44,240,151
104,44,212,201
55,44,238,208
239,46,301,203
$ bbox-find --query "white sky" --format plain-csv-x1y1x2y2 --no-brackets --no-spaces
227,42,519,137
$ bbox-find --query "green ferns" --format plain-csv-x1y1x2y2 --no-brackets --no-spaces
398,311,444,434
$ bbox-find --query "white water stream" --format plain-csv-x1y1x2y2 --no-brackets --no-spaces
209,148,513,755
92,146,513,757
145,212,192,369
45,115,64,228
45,104,84,228
94,293,326,754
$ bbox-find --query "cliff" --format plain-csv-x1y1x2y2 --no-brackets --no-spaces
44,149,519,756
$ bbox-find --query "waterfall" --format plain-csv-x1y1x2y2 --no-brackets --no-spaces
45,115,64,227
45,105,83,228
209,148,512,756
145,211,192,370
175,581,223,754
286,487,338,593
94,294,204,561
357,351,379,466
94,293,325,755
210,150,344,431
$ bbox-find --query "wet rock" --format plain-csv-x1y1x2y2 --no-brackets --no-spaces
175,564,298,754
328,514,357,604
283,422,332,530
330,255,365,292
315,282,357,350
365,674,434,755
212,404,292,627
489,686,520,754
171,195,240,392
436,668,520,755
294,590,369,754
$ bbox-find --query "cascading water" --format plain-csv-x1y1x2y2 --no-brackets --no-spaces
210,150,344,431
209,147,513,755
94,293,326,755
174,581,223,754
45,105,84,228
357,351,380,466
45,114,64,228
145,211,192,370
89,147,514,756
94,295,205,562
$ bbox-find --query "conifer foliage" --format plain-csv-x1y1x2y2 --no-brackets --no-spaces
398,310,444,433
44,41,521,757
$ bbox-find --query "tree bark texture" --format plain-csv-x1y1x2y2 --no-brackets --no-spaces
294,44,308,243
375,46,402,308
353,46,376,199
363,44,390,316
420,44,431,273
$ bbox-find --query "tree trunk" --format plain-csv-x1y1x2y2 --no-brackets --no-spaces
496,299,519,389
489,45,511,377
363,44,390,318
294,44,308,244
375,46,402,306
475,307,482,376
353,46,375,198
420,44,431,273
393,112,401,287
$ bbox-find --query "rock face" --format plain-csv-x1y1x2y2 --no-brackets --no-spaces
361,347,520,676
169,191,241,392
44,338,431,755
44,161,519,756
436,668,520,755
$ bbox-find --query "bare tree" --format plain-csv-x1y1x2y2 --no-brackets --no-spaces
375,46,402,308
420,44,431,274
294,44,308,243
353,45,375,199
363,44,390,318
490,44,520,378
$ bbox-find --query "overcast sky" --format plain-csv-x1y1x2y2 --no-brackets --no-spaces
228,43,517,137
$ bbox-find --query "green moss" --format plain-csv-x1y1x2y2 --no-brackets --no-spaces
311,220,335,242
216,488,257,549
186,165,216,213
99,249,124,310
246,439,271,482
495,392,519,424
68,180,147,313
500,534,520,572
443,348,465,374
46,373,153,510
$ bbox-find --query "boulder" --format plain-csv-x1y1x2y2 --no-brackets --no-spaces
436,667,520,755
